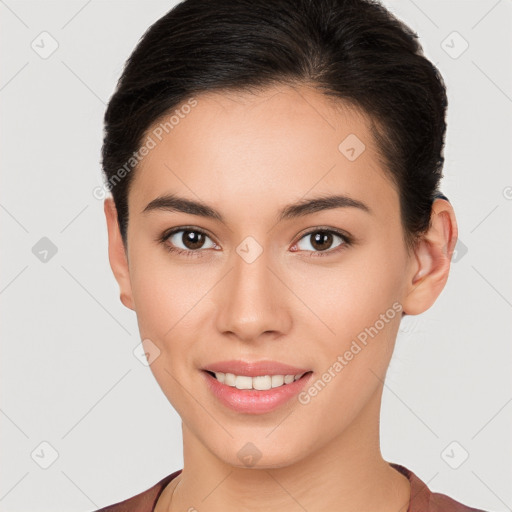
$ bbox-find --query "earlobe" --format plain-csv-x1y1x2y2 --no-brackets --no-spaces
120,291,134,310
402,198,458,315
104,197,135,311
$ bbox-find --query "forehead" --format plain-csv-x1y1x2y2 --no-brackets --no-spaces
130,84,398,221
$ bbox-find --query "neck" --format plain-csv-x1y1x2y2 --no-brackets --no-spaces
157,385,410,512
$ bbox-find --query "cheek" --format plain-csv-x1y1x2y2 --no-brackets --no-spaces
129,245,204,336
296,238,406,392
294,242,405,339
297,294,402,437
130,261,204,411
130,269,175,341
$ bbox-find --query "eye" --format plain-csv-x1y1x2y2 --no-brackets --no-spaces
291,228,351,257
159,227,217,257
158,226,353,259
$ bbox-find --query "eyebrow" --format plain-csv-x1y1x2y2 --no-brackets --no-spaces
141,193,372,222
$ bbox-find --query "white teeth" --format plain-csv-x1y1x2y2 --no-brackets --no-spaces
271,375,284,388
235,375,253,390
284,375,295,384
212,371,307,390
224,372,235,386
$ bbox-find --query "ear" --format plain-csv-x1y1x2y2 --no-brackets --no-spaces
401,198,458,316
104,197,135,311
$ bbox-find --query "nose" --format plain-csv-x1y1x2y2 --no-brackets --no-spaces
214,245,292,343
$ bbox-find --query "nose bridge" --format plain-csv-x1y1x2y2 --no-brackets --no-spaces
214,238,290,340
233,243,272,299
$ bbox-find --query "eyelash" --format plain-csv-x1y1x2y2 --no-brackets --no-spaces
157,226,353,259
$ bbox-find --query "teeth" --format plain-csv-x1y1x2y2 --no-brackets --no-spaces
212,371,307,390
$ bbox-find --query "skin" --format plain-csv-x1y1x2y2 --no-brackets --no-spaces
104,84,457,512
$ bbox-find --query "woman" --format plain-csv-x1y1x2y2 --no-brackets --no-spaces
95,0,488,510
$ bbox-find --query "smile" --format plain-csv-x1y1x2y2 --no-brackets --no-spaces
202,369,314,414
206,370,310,390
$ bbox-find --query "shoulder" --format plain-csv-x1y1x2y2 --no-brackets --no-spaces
89,469,182,512
428,490,491,512
390,463,492,512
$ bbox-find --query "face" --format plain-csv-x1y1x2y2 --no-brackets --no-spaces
110,84,421,468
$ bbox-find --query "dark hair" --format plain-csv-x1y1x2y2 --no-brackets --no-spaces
101,0,448,253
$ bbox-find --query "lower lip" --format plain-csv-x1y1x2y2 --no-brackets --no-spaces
201,370,313,414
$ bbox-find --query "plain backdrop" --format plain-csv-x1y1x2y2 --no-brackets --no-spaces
1,1,511,511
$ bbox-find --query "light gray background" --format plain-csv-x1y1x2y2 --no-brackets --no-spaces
1,1,511,511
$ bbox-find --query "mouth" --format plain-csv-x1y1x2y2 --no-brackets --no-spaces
203,369,313,390
201,369,314,414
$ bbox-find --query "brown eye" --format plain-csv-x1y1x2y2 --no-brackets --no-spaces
179,230,206,250
163,228,217,253
294,229,348,254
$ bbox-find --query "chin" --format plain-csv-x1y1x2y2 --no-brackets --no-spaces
211,436,311,470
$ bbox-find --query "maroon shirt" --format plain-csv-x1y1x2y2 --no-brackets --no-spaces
92,463,488,511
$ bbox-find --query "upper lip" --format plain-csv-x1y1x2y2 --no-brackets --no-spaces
202,360,311,377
